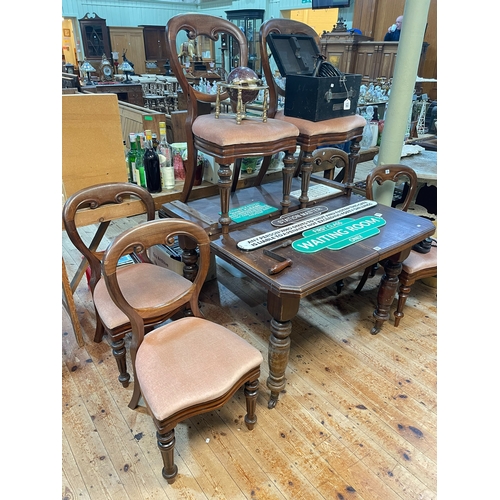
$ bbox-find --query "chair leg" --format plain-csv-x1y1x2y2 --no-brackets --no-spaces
293,149,304,177
93,314,105,343
335,279,344,294
244,378,259,430
394,282,412,327
254,155,272,186
158,429,178,484
231,159,242,192
128,377,142,410
354,266,373,294
111,337,130,388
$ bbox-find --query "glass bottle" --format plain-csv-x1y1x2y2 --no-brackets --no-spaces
172,144,186,181
158,122,175,189
135,134,146,188
143,129,162,193
123,141,131,182
127,133,137,184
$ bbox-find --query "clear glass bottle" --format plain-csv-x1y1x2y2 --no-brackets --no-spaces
143,129,162,193
127,133,137,184
135,134,146,188
158,122,175,189
123,141,131,182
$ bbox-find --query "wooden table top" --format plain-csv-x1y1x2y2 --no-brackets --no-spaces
210,194,435,298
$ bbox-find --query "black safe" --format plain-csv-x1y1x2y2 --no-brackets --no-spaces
267,34,362,122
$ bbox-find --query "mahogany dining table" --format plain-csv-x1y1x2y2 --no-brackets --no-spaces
160,177,435,408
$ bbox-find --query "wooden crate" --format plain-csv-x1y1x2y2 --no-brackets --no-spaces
62,93,128,201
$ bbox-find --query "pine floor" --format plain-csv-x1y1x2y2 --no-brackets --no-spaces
62,201,437,500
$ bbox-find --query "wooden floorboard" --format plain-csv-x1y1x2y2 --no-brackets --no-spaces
62,201,437,499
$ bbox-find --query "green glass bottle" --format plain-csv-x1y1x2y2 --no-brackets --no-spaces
127,133,138,184
135,134,146,188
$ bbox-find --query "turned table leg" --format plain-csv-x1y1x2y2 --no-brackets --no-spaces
266,292,300,408
371,257,402,334
267,317,292,408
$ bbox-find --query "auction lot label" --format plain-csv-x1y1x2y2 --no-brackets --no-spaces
292,216,386,252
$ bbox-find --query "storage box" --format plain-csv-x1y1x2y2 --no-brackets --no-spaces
267,34,361,122
148,243,217,282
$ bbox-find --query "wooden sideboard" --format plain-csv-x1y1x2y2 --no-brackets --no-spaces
320,31,428,84
82,83,144,107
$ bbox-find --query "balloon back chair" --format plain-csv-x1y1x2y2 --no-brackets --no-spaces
353,164,437,326
63,182,204,388
101,218,263,484
165,13,300,234
258,18,367,206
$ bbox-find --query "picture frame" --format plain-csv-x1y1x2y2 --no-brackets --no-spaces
63,28,71,37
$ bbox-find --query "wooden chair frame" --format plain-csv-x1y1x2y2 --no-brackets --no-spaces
165,13,299,227
63,183,195,387
102,218,262,483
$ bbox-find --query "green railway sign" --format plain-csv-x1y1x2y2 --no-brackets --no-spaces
292,216,386,252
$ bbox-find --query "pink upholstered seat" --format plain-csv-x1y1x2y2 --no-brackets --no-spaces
192,113,299,147
401,245,437,274
136,316,263,421
102,218,263,484
275,110,367,137
94,263,192,330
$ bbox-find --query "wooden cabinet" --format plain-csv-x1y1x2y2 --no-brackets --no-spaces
354,42,396,81
320,32,373,74
225,10,264,76
142,26,169,74
109,27,146,76
79,13,112,69
320,33,427,84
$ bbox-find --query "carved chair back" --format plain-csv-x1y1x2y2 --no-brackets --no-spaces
165,14,249,171
365,164,418,212
62,182,155,294
309,147,350,181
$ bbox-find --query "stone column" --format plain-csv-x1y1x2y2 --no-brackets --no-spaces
375,0,432,206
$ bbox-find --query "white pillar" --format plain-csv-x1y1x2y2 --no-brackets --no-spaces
374,0,432,206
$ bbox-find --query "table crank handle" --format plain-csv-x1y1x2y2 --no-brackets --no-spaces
268,259,293,275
